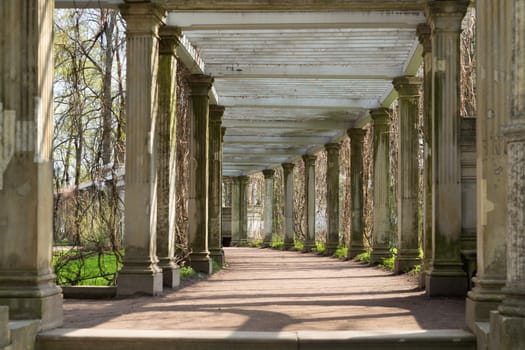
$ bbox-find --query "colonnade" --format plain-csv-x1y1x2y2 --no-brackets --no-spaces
0,0,524,348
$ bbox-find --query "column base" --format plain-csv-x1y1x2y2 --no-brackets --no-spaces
0,285,63,331
210,249,225,266
158,261,180,289
117,264,163,296
394,251,421,274
188,252,212,275
283,237,294,250
347,245,366,259
465,277,505,329
425,266,467,297
262,233,273,248
489,310,525,350
239,238,248,246
302,241,315,253
370,247,391,265
324,245,337,256
230,239,240,247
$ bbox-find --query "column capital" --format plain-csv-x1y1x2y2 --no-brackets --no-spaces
239,175,250,185
425,0,469,32
370,108,392,127
393,76,422,97
282,162,295,174
159,25,181,55
188,74,213,96
120,2,166,36
325,142,341,153
209,105,225,123
347,128,366,141
416,23,432,54
262,169,275,179
302,154,317,166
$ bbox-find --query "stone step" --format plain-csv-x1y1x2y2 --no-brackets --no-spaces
8,320,40,350
37,329,476,350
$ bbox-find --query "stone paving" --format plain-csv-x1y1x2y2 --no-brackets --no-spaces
62,247,466,332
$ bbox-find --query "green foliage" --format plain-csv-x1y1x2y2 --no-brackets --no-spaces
312,241,326,254
271,239,284,250
333,247,348,259
409,264,421,277
212,260,223,273
180,266,196,278
378,247,397,271
293,240,304,251
355,251,371,264
54,250,122,286
247,240,263,248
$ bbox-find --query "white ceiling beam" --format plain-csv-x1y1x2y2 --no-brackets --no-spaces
224,135,334,145
206,64,406,79
167,11,424,30
222,119,355,129
219,97,380,109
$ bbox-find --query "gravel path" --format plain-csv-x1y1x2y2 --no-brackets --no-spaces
62,247,466,331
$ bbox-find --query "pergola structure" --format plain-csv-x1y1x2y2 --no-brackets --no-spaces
0,0,524,349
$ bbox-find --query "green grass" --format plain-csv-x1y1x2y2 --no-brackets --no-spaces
355,251,371,264
54,250,122,286
333,247,348,259
378,247,397,271
247,240,263,248
212,259,223,273
180,266,196,278
293,240,304,251
312,241,326,254
270,239,284,250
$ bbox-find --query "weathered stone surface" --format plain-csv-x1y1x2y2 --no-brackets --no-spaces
302,155,317,252
369,108,393,265
347,129,366,259
0,0,63,329
262,169,276,248
282,163,295,250
238,175,250,246
231,177,241,246
325,143,341,256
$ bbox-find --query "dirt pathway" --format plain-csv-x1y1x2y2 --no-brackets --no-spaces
62,247,466,331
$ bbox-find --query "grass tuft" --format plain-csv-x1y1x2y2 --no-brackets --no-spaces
333,247,348,259
355,251,371,264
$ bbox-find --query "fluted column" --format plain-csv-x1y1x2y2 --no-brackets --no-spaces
425,0,469,296
156,26,180,288
489,1,525,348
282,163,295,250
209,105,225,265
417,22,433,289
466,0,510,329
370,108,393,265
302,155,317,252
347,129,366,259
262,169,275,248
117,2,165,296
231,177,240,246
0,0,62,329
239,175,250,245
393,76,422,274
187,74,213,274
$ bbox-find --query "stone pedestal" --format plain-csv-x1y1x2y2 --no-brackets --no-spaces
393,76,422,274
239,176,249,246
282,163,295,250
417,23,433,288
347,129,366,259
156,26,180,288
117,3,165,296
0,0,63,329
209,105,225,265
466,0,510,329
187,74,213,275
231,177,241,246
262,169,276,248
302,155,317,252
325,143,341,256
425,0,469,297
370,108,394,265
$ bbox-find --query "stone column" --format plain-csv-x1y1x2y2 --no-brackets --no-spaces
325,143,341,256
262,169,276,248
156,26,180,288
347,129,366,259
231,177,240,246
117,2,165,296
239,175,250,245
302,155,317,252
425,0,469,296
393,76,422,274
209,105,225,265
417,22,433,289
187,74,213,275
466,0,510,329
0,0,62,329
370,108,393,265
489,1,525,348
282,163,295,250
